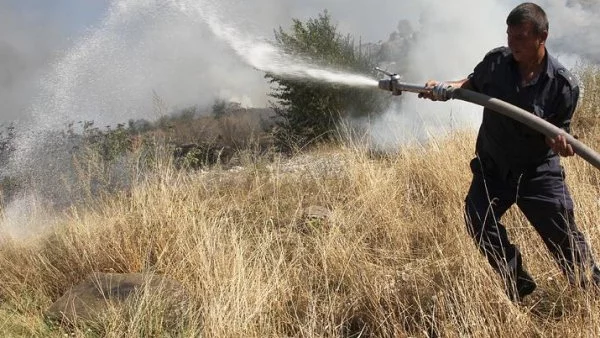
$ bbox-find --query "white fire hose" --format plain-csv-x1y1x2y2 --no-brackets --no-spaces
376,68,600,171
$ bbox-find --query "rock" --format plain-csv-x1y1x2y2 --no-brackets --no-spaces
303,206,332,221
46,272,189,325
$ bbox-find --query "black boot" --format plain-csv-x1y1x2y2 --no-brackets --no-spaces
592,266,600,287
506,270,537,302
582,265,600,291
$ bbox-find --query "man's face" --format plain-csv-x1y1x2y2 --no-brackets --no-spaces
506,21,547,63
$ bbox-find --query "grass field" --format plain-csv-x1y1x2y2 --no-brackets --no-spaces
0,68,599,337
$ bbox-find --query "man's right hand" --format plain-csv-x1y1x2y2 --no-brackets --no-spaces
418,80,443,101
546,134,575,157
418,78,470,101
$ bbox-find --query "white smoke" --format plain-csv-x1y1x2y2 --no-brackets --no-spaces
0,3,66,123
361,0,511,148
2,0,599,154
542,0,600,64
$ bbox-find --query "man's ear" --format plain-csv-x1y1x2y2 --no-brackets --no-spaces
540,30,548,44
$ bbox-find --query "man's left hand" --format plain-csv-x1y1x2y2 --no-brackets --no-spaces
546,134,575,157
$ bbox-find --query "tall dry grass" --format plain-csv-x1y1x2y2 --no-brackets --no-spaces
0,71,599,337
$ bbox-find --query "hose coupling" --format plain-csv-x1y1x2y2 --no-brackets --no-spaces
432,82,452,101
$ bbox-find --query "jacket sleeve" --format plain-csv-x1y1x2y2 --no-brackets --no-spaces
467,47,507,93
549,70,579,134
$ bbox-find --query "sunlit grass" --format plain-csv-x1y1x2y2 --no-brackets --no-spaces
0,71,598,337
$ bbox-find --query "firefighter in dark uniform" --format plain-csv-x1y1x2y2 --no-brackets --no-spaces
420,2,600,301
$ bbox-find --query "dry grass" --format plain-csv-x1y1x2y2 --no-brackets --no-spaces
153,109,272,150
0,73,599,337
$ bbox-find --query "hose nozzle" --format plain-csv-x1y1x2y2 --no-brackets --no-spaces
378,76,402,96
375,67,453,100
375,67,402,96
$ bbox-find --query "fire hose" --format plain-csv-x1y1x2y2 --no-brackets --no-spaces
375,68,600,171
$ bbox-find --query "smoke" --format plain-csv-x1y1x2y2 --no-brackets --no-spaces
1,0,599,158
4,1,599,118
0,2,66,123
328,0,600,148
360,0,510,148
542,0,600,64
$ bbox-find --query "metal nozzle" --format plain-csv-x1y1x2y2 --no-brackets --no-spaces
375,67,402,96
375,67,453,100
378,77,403,96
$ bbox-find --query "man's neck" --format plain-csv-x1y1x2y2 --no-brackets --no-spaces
518,48,546,77
517,48,546,85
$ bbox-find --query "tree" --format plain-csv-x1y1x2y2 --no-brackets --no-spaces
267,11,386,151
212,99,227,118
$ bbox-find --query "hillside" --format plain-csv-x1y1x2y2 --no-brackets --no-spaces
0,69,599,337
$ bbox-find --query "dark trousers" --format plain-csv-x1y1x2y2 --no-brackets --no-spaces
464,155,600,289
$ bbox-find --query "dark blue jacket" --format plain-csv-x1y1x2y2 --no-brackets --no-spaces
468,47,579,176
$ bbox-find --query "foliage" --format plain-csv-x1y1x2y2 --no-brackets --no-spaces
572,65,600,140
267,11,387,152
212,99,228,118
79,121,133,162
0,104,275,209
2,126,600,336
1,68,600,337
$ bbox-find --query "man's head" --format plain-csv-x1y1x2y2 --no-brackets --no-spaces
506,3,548,63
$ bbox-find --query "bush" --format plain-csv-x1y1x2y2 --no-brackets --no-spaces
267,11,387,152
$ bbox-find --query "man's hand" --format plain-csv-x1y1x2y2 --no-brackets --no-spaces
418,79,468,101
546,134,575,157
418,80,443,101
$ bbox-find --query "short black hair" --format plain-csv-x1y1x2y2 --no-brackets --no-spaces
506,2,549,35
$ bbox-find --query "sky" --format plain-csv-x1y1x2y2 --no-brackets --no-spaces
0,0,109,124
5,0,109,33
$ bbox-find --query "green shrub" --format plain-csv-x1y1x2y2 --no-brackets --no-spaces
266,11,387,152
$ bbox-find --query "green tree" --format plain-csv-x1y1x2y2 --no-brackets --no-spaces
267,11,386,151
212,98,227,118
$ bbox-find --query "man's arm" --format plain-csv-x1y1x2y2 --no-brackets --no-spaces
545,80,579,157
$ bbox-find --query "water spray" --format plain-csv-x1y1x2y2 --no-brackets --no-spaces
375,68,600,171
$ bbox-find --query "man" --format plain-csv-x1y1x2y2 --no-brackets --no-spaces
420,2,600,302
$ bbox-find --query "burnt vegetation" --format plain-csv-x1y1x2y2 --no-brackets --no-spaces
0,101,276,208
